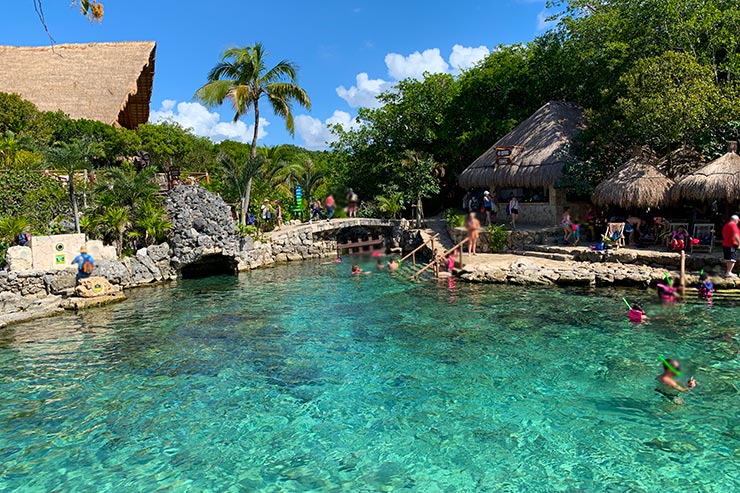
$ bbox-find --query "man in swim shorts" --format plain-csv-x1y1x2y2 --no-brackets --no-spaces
722,215,740,278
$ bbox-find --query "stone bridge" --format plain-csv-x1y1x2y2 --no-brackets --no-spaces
240,218,406,269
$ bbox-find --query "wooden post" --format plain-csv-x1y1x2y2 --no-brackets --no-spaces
680,250,687,290
412,252,416,266
459,242,464,269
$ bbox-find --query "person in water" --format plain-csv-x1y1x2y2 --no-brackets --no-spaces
697,273,714,300
376,259,385,270
387,258,399,271
351,264,370,275
657,280,678,302
627,302,647,323
656,358,697,394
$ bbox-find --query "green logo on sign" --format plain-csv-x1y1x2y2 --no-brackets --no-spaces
55,254,66,265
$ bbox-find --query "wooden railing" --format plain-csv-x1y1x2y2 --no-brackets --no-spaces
399,233,439,266
411,237,470,280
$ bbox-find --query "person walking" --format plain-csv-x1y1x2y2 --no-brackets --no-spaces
508,196,519,229
722,214,740,278
325,194,336,221
347,188,359,218
274,200,283,230
465,212,481,256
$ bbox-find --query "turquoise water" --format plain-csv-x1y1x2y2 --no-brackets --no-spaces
1,260,740,492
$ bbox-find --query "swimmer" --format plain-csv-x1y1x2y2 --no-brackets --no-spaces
322,254,343,265
351,264,370,275
657,279,678,302
697,273,714,300
627,301,647,323
656,357,697,395
376,259,385,270
387,258,399,271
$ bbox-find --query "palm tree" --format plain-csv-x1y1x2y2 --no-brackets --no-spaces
219,152,266,225
293,159,325,207
376,192,405,219
46,139,101,234
101,206,130,257
196,43,311,219
137,202,172,245
96,163,159,211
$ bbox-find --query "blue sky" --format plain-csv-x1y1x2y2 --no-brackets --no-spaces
1,0,554,149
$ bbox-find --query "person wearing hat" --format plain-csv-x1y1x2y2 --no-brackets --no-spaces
260,199,272,231
482,191,493,226
721,214,740,278
71,245,95,283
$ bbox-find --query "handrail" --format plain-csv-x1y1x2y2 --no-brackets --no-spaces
399,233,440,265
411,236,470,279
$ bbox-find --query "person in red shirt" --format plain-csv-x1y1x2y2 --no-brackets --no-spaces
721,215,740,278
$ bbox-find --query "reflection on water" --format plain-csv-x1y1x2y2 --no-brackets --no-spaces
1,259,739,491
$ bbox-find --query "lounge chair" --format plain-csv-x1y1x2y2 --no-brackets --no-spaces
691,223,714,253
663,221,688,247
602,223,626,248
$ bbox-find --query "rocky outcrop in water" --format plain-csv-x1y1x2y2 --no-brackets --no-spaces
166,185,239,272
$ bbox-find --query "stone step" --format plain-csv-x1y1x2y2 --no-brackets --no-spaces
511,250,575,262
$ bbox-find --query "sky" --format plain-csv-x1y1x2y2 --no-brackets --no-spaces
0,0,555,150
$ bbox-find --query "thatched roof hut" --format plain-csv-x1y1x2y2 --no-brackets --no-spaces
458,101,584,189
592,148,674,209
671,143,740,202
0,41,156,129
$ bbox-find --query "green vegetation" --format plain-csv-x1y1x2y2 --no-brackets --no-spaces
485,225,508,253
445,209,464,228
196,43,311,224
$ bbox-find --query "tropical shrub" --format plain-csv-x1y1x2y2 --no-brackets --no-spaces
445,209,464,228
485,225,509,253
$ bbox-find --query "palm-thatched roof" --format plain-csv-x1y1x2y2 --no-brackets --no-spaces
657,145,705,180
592,147,674,209
671,148,740,202
458,101,584,189
0,41,156,129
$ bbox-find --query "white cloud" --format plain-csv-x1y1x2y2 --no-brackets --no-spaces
449,44,490,73
336,72,392,108
295,110,359,150
384,48,449,80
537,9,557,31
149,100,269,143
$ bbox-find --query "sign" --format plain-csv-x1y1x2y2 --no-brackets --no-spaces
54,242,65,252
295,185,303,207
55,254,66,265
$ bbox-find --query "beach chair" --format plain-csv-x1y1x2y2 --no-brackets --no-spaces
691,223,714,253
663,221,689,247
602,222,625,248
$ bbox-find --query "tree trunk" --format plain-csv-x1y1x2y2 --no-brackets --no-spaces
69,170,80,234
415,195,423,228
238,98,259,226
250,99,260,159
117,230,123,258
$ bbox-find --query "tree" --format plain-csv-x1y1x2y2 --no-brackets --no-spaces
46,139,101,234
376,191,404,219
195,43,311,217
95,163,159,211
400,151,443,227
618,51,729,150
219,152,266,225
101,206,129,257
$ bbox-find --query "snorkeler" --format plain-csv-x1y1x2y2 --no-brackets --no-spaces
656,279,679,302
656,357,697,394
387,258,399,271
697,273,714,300
627,302,647,323
322,254,343,265
351,265,370,275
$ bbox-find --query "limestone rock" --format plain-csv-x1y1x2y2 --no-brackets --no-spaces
166,186,239,271
95,259,132,287
43,269,77,294
75,276,121,298
6,246,33,271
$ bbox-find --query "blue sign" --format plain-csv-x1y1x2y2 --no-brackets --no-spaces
295,185,303,199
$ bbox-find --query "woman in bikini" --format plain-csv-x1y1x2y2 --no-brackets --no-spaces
466,212,481,256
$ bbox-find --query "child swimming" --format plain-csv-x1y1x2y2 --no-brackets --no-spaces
627,302,647,323
351,265,371,275
387,258,399,271
657,279,678,302
697,273,714,300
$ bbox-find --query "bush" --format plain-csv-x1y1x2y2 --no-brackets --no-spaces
0,169,68,233
486,225,509,253
445,208,464,228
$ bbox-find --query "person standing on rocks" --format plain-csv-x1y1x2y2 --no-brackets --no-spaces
722,214,740,278
261,199,273,231
274,200,283,230
71,246,95,283
347,188,359,218
466,212,481,256
325,194,336,221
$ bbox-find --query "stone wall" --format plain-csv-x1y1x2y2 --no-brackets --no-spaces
448,226,560,253
166,185,240,272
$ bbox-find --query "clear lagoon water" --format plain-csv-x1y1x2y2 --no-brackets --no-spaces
1,259,740,492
